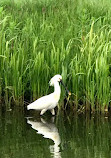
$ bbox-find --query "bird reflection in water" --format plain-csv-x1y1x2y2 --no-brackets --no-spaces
27,117,61,158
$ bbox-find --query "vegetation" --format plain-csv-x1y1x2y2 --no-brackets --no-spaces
0,0,111,113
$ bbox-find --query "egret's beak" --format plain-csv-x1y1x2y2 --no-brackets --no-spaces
60,80,71,96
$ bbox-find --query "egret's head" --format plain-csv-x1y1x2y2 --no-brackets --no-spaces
49,74,62,86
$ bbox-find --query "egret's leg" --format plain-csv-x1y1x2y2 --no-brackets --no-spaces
50,109,55,115
40,109,47,115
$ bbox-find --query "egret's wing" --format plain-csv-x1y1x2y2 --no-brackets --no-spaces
27,93,54,110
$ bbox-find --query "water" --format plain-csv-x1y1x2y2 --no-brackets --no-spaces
0,107,111,158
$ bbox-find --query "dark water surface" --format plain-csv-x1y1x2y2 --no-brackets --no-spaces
0,107,111,158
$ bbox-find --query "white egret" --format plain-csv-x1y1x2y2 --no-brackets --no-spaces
27,74,70,115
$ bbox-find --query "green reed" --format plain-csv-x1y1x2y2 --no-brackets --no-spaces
0,0,111,112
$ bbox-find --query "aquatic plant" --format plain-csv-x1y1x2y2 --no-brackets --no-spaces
0,0,111,112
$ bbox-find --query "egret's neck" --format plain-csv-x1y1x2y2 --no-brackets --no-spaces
54,82,61,95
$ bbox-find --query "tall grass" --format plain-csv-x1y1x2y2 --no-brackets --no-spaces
0,0,111,112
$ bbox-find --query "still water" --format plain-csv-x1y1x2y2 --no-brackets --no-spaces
0,107,111,158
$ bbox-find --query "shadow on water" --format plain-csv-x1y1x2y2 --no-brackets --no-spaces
0,106,111,158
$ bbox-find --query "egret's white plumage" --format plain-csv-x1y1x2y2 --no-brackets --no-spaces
27,74,62,115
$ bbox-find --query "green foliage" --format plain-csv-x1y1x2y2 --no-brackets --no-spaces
0,0,111,112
